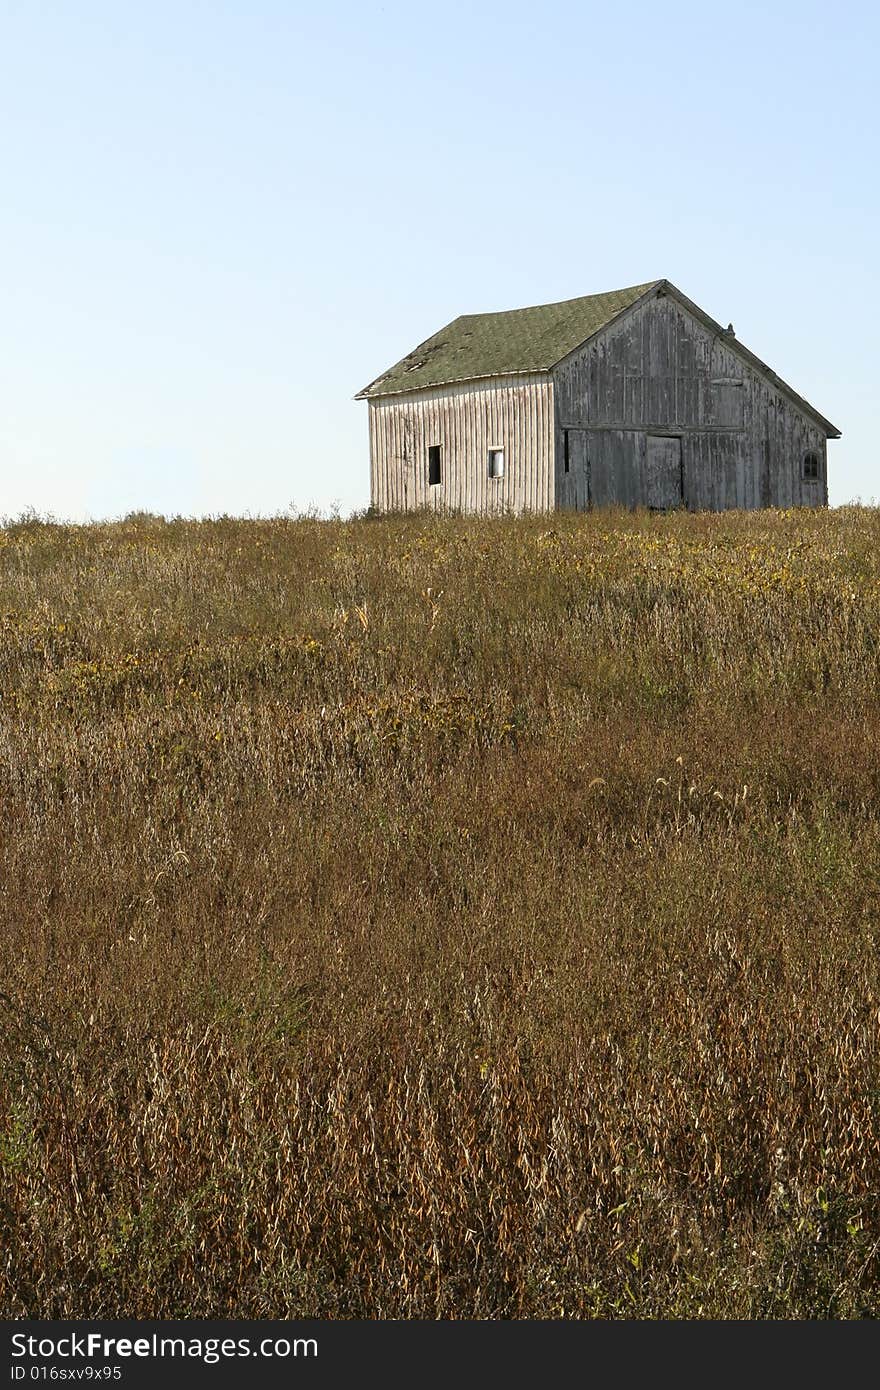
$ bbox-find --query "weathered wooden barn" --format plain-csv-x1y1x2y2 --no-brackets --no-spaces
356,279,840,513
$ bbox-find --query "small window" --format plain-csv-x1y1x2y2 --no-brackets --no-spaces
563,430,570,474
802,451,820,481
488,448,504,479
428,445,441,486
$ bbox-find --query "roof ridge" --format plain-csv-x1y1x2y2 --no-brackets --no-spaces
456,280,661,324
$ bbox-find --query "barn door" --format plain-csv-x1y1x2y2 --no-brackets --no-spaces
645,435,683,510
567,429,592,510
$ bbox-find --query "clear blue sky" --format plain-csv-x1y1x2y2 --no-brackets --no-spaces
2,0,877,518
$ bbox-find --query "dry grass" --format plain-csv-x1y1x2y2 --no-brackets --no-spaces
2,504,880,1318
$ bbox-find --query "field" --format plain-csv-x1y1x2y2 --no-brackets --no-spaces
2,505,880,1318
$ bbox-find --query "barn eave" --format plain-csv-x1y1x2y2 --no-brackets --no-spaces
354,367,552,401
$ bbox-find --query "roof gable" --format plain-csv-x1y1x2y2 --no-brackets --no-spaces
657,282,840,438
355,281,658,399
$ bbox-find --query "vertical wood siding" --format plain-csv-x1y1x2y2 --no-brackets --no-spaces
553,293,829,512
368,374,555,514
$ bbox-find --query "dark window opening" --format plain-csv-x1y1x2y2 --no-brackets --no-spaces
488,448,504,479
428,445,441,486
563,430,570,474
802,451,820,481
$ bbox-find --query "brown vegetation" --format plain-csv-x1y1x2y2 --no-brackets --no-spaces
1,505,880,1317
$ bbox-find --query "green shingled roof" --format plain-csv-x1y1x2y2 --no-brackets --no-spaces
356,282,659,399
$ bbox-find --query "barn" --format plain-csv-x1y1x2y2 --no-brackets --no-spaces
356,279,840,514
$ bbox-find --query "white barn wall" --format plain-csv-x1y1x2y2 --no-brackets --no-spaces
368,374,555,514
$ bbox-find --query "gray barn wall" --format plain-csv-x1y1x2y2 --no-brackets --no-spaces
553,293,827,512
368,374,555,514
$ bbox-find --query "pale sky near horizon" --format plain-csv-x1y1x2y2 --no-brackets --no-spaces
1,0,877,519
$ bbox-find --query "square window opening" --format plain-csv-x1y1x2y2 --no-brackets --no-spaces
428,445,442,486
802,451,820,482
488,448,505,480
